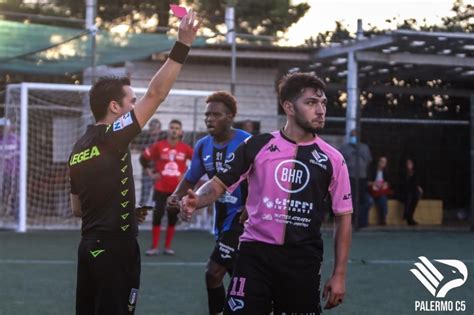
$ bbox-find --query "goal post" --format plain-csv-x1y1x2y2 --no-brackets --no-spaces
2,82,214,232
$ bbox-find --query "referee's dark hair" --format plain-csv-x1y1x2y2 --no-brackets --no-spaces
89,76,131,122
206,91,237,117
278,72,326,106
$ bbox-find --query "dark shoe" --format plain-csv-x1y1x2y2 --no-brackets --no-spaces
407,220,418,226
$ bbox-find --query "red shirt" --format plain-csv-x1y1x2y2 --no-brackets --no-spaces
142,140,193,193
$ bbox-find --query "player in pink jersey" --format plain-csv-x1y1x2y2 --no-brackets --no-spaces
180,72,352,314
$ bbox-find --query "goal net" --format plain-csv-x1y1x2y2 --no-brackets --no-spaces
1,82,214,232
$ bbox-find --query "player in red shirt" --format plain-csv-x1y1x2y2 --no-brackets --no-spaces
140,119,193,255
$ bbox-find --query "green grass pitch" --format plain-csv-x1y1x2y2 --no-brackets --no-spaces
1,230,473,314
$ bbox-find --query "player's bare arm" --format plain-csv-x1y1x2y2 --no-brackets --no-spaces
134,12,201,128
70,193,82,217
180,177,226,221
323,213,352,309
171,178,195,200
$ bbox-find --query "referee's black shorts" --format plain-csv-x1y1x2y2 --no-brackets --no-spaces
76,236,141,315
224,241,323,315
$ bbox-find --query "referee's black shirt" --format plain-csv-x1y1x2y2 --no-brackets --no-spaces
69,110,141,238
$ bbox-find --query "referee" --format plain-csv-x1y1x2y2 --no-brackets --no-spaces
68,13,200,315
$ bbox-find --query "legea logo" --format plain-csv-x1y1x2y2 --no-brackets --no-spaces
410,256,468,298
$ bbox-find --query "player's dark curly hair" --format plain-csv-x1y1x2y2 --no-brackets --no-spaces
278,72,326,105
205,91,237,116
89,76,131,121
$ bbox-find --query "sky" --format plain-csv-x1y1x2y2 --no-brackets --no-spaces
283,0,461,45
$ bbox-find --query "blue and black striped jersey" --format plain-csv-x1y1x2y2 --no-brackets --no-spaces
184,129,251,236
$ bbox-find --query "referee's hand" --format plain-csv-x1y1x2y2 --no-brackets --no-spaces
166,195,180,215
180,189,198,222
135,206,151,224
166,194,180,208
322,274,345,309
177,10,201,47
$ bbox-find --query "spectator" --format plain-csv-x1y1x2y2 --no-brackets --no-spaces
399,158,423,226
241,120,256,134
339,129,372,228
368,156,392,225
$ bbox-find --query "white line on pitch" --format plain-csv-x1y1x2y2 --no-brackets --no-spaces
0,259,206,266
2,259,474,266
350,259,474,264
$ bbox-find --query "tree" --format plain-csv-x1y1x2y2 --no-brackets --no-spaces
0,0,84,26
1,0,309,38
302,0,473,120
0,0,179,32
93,0,180,33
188,0,309,37
438,0,473,32
304,21,352,47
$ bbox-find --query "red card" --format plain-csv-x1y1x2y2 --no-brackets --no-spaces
170,4,187,18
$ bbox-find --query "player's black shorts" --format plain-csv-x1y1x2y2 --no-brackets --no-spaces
224,241,323,315
152,190,178,226
209,226,242,272
76,235,141,315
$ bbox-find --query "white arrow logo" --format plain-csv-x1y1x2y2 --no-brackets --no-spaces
228,297,245,311
410,256,468,298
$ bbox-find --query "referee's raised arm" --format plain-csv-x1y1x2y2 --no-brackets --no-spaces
134,11,201,128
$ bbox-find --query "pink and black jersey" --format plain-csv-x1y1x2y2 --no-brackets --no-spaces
215,130,352,246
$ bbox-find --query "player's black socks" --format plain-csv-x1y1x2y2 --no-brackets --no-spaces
207,285,225,314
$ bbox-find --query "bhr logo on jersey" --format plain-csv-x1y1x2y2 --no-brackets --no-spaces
274,160,310,193
411,256,468,312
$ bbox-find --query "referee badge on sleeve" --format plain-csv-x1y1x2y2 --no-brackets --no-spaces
113,112,133,131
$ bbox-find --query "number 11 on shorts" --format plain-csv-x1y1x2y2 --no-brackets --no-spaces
230,277,246,297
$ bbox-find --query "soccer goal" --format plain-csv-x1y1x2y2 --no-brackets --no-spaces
1,82,214,232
